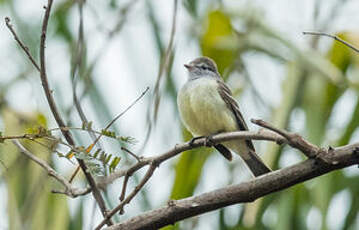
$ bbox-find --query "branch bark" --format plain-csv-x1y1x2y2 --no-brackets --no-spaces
105,143,359,230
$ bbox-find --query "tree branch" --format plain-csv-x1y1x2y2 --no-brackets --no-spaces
4,17,41,71
105,143,359,230
38,0,112,225
5,2,109,211
251,119,320,158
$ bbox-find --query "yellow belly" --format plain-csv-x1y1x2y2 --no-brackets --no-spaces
177,78,238,136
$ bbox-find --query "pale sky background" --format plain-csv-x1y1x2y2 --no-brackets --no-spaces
0,0,359,229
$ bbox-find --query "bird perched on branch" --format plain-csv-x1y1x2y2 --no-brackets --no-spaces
177,56,271,177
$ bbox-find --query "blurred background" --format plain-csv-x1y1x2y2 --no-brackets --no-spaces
0,0,359,229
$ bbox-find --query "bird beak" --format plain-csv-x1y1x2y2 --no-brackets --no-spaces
184,64,192,70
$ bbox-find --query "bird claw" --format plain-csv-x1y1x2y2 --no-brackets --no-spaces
204,135,215,147
189,135,215,147
189,136,205,146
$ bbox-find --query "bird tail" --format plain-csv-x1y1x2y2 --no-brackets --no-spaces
214,144,233,161
225,140,271,177
241,150,271,177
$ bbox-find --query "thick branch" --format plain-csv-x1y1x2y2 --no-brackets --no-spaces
106,143,359,230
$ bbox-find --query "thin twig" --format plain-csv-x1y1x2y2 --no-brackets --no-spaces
87,86,149,149
119,173,130,201
121,147,141,162
303,31,359,53
107,87,150,130
251,119,320,158
52,187,90,197
96,163,157,230
4,17,41,71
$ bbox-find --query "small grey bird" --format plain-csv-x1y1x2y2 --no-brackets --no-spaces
177,56,271,177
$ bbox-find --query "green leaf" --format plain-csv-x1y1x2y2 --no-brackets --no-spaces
53,0,75,42
183,0,197,17
338,99,359,146
200,10,237,75
109,156,121,173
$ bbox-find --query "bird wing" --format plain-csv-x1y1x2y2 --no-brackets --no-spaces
216,79,255,152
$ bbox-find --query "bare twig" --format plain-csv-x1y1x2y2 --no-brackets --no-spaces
82,86,149,151
303,31,359,53
96,163,157,230
105,87,150,131
52,187,91,198
119,173,130,201
121,147,141,162
251,119,320,158
4,17,41,71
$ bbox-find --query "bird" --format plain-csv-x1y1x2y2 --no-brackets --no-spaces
177,56,271,177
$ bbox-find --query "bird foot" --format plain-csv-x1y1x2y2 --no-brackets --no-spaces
204,135,215,147
189,136,205,146
189,135,215,147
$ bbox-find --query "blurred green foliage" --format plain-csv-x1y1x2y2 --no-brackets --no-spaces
0,1,358,230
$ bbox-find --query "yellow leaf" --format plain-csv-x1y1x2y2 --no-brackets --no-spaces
85,143,94,153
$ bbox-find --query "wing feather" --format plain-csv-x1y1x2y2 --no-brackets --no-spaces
216,79,255,151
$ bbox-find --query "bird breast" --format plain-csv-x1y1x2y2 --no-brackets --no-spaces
177,77,237,136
